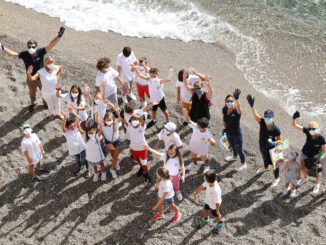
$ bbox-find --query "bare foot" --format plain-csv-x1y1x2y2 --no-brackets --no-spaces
57,114,64,121
49,114,55,121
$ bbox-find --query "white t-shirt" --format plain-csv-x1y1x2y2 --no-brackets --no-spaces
148,78,164,102
64,127,86,156
176,75,199,103
95,67,119,97
188,122,213,156
124,109,145,140
86,134,105,162
128,124,147,151
203,181,222,209
158,179,175,199
116,51,137,82
103,121,122,142
136,65,150,86
160,154,183,176
62,93,87,121
21,133,42,165
38,66,59,96
90,101,107,122
158,129,183,151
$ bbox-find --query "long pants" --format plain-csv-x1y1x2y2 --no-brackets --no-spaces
259,146,279,178
43,93,61,115
226,130,246,164
170,173,180,192
26,78,47,105
74,150,89,169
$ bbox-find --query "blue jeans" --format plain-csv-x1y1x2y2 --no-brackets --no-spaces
74,150,89,169
226,130,246,164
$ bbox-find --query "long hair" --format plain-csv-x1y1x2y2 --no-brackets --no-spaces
70,84,82,106
166,144,183,168
85,126,97,142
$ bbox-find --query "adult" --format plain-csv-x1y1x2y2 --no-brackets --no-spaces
247,95,281,187
182,70,213,123
95,56,125,104
223,89,246,171
291,111,325,194
0,27,65,112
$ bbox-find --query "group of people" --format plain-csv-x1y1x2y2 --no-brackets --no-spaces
1,27,325,231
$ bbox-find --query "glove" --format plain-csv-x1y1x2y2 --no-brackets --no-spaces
246,94,255,107
0,43,4,51
292,111,300,120
233,88,241,100
222,128,226,135
58,26,65,38
310,156,317,162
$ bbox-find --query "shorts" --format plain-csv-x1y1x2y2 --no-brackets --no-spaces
107,93,118,104
284,175,298,185
164,197,174,205
299,151,309,161
137,83,150,98
152,97,167,112
123,79,133,91
204,204,218,217
88,161,103,167
104,137,121,147
181,101,192,111
130,148,147,163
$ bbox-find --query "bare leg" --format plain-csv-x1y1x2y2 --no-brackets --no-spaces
169,203,179,216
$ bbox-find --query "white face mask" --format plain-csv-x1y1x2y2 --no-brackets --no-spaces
47,64,54,70
226,102,234,108
88,134,95,139
94,99,101,105
105,121,113,127
23,128,32,135
131,120,140,127
28,48,36,55
105,66,110,72
71,93,79,98
309,129,317,136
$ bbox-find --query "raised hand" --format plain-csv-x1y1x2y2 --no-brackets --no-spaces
58,26,65,38
183,69,188,81
233,88,241,100
204,76,210,84
292,111,300,120
246,94,255,107
84,84,90,94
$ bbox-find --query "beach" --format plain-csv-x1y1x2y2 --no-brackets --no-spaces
0,0,325,244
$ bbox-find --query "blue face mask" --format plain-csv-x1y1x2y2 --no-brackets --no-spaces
195,89,203,96
264,117,273,125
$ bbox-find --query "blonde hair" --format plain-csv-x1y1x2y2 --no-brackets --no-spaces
194,81,203,88
157,167,170,180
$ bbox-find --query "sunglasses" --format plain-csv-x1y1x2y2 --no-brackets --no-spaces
226,100,233,103
28,46,36,49
194,87,201,90
308,128,317,131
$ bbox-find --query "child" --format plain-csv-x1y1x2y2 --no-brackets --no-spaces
282,152,301,197
133,65,173,128
122,114,151,183
57,84,88,130
98,104,122,179
85,109,107,182
182,108,215,173
21,124,48,182
144,144,186,201
194,170,225,233
62,107,90,178
155,122,182,151
116,46,137,103
152,167,181,223
135,57,150,108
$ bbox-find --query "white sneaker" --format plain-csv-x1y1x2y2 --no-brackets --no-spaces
290,190,297,198
235,163,247,171
297,177,309,186
176,191,183,201
85,171,91,179
256,166,270,174
115,162,120,171
282,186,291,196
313,183,320,194
225,156,238,162
122,95,128,104
187,162,196,171
93,173,99,182
271,178,280,187
128,92,137,101
142,101,147,109
203,165,211,173
144,112,148,121
101,172,107,181
110,169,117,179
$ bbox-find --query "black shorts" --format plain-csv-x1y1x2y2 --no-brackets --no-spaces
152,97,167,112
204,204,218,217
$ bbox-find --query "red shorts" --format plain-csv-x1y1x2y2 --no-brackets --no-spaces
130,149,148,166
137,83,150,99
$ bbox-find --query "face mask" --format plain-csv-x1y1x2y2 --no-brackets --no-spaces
71,93,79,98
195,125,200,131
131,120,140,127
264,117,273,125
309,129,317,136
105,121,113,127
28,48,36,55
23,128,32,135
94,99,101,105
68,126,75,131
195,89,203,96
105,66,110,72
226,102,234,108
88,134,95,139
47,64,54,70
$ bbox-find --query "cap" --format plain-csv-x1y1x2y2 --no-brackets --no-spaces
21,123,31,130
164,122,176,132
264,109,274,118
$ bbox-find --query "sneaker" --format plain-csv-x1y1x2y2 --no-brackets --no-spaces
110,169,117,179
115,162,120,171
32,176,44,182
203,165,211,173
85,171,91,179
282,186,291,196
128,92,137,101
136,167,144,177
74,168,81,176
144,174,152,184
176,191,183,201
144,112,148,121
147,120,156,129
297,177,309,186
197,218,209,229
93,173,99,182
213,221,225,233
271,178,280,187
187,162,196,171
172,213,182,224
290,190,297,198
122,95,128,104
182,121,188,126
313,183,320,194
256,166,270,174
36,168,49,174
142,101,147,109
152,213,164,220
225,156,238,162
235,163,247,171
101,172,107,181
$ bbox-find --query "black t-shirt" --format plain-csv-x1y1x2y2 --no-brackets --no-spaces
222,107,241,136
302,127,326,157
18,47,47,75
259,120,281,148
